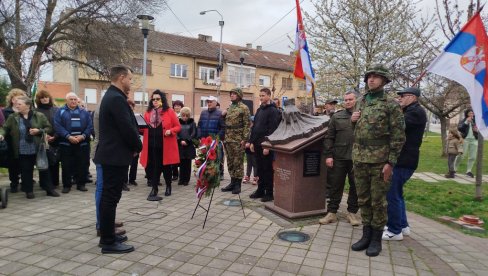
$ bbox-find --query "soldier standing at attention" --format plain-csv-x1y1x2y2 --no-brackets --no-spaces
221,88,251,194
319,91,360,226
350,64,405,257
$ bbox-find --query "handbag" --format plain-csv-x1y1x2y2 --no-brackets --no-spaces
0,140,8,168
36,133,49,171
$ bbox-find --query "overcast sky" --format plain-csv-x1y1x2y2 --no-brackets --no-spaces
153,0,438,54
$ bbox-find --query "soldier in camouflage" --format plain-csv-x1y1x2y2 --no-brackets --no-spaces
221,88,251,194
350,64,405,257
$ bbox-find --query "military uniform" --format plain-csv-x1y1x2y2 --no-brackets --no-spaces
322,109,358,216
221,88,250,194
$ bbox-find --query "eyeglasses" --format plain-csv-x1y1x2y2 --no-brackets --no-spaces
152,98,161,102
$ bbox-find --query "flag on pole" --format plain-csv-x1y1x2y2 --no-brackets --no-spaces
293,0,315,94
426,11,488,138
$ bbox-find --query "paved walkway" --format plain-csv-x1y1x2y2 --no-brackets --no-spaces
412,172,488,184
0,166,488,276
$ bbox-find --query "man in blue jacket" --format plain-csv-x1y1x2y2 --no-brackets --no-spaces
54,92,93,193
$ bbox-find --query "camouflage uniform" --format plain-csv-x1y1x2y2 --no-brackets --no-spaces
353,90,405,230
221,88,250,194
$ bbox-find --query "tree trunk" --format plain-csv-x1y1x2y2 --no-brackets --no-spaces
440,117,448,157
475,134,483,200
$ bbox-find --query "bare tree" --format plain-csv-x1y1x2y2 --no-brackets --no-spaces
304,0,437,97
0,0,166,93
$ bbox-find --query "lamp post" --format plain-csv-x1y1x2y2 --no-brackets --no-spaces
137,14,154,108
199,10,224,99
238,49,248,88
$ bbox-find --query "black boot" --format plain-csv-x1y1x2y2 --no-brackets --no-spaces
147,187,162,201
351,225,372,251
366,229,383,257
10,183,18,193
165,183,172,196
221,178,235,192
232,179,242,194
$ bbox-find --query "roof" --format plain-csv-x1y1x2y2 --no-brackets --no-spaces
147,32,295,72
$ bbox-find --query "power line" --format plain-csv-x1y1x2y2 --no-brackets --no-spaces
251,0,305,44
166,2,194,37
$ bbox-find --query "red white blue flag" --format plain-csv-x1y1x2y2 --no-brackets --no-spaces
426,12,488,138
293,0,315,94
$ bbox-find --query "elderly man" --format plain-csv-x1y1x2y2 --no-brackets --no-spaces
324,99,338,116
54,92,93,193
350,64,405,257
383,87,426,241
197,96,225,140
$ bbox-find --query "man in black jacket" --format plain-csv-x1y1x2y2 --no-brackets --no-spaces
94,65,142,254
383,87,426,241
249,88,282,202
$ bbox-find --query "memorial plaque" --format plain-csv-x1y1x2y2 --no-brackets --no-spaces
303,150,321,177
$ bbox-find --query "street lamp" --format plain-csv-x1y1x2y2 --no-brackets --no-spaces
137,14,154,108
199,10,224,99
238,49,248,88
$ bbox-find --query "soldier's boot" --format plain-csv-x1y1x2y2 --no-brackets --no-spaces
444,171,455,178
346,212,361,226
319,212,337,225
232,179,242,194
366,229,383,257
351,225,372,251
221,178,235,192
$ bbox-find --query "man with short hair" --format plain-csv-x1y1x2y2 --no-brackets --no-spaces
319,91,360,226
248,88,281,202
94,65,142,254
383,87,426,241
221,88,250,194
54,92,93,193
324,99,338,116
197,96,225,140
350,64,405,257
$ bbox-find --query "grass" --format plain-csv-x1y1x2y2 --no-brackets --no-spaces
405,179,488,237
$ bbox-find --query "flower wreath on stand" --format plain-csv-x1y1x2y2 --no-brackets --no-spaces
194,136,222,198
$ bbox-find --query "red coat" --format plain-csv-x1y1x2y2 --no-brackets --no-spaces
140,108,181,167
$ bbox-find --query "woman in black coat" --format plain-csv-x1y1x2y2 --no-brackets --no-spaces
177,107,197,186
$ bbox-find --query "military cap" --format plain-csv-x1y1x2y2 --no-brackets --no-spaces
230,88,243,98
325,99,338,105
364,64,392,83
397,87,420,97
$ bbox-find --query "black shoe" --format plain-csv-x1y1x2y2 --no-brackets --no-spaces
165,185,172,196
232,179,242,194
183,181,189,186
249,190,265,199
46,190,60,197
86,179,93,183
172,176,178,181
366,229,383,257
147,187,163,201
129,181,138,186
221,179,235,192
10,185,18,193
101,242,134,254
466,172,474,178
122,183,130,191
261,195,273,202
26,192,35,199
352,226,372,251
62,187,71,193
178,181,184,186
77,185,88,192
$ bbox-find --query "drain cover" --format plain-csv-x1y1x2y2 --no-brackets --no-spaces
222,199,241,206
277,231,310,242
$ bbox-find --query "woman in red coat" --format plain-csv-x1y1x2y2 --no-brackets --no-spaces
140,90,181,200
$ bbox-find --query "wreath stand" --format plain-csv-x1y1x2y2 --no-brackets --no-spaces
191,188,246,229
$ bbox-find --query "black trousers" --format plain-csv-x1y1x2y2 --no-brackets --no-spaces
128,154,139,183
179,159,192,183
99,164,127,245
18,154,54,193
60,144,88,187
255,144,274,195
8,156,20,186
172,164,179,178
326,159,359,213
145,144,172,187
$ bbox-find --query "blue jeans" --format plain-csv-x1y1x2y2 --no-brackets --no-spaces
386,167,414,234
95,164,103,230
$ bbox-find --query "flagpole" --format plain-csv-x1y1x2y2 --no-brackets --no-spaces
410,70,427,87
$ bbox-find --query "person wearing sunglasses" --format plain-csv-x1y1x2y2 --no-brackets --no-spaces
139,90,181,200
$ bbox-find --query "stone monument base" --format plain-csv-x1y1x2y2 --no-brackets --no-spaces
264,202,326,219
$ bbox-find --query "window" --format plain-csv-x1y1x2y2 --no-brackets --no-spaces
171,63,188,78
298,81,307,91
227,64,255,87
282,77,293,90
172,94,184,104
200,66,217,84
132,58,152,75
259,75,271,87
200,96,209,108
84,88,97,104
134,91,149,105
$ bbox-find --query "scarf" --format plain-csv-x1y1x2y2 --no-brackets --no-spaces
21,110,34,143
150,108,162,128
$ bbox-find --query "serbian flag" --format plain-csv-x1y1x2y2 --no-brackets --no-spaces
426,12,488,138
293,0,315,93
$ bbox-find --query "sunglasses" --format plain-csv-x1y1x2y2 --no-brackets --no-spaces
152,98,161,102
